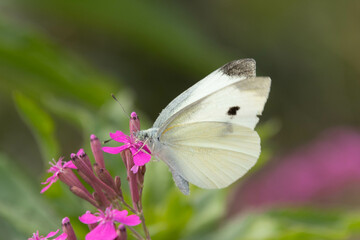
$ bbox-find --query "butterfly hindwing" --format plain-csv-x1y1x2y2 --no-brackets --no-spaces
156,121,260,189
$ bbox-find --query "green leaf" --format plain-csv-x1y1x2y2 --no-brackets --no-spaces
0,17,118,107
0,153,59,238
205,208,360,240
13,92,58,163
13,0,230,75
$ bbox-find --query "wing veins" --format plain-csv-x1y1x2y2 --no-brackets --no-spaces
167,142,259,159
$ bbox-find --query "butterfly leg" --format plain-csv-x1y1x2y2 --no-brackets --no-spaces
169,167,189,195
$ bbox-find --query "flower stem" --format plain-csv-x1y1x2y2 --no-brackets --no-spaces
119,198,138,214
127,226,144,240
137,188,151,240
139,209,151,240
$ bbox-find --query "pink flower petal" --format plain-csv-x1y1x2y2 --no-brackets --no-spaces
85,221,117,240
123,215,141,226
40,177,57,193
48,166,59,173
41,175,56,185
77,148,85,156
63,161,77,169
130,147,151,166
143,145,151,154
40,183,52,194
110,131,130,143
102,144,131,154
114,212,141,226
79,211,101,224
28,231,39,240
113,210,128,219
54,232,67,240
55,159,64,166
45,229,59,238
131,165,139,174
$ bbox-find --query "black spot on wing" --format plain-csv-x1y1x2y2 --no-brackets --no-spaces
227,106,240,116
220,59,256,77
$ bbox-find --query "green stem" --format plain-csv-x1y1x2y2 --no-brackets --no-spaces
127,226,145,240
139,209,151,240
119,198,138,214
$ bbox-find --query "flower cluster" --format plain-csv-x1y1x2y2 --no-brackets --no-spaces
30,112,151,240
79,206,141,240
28,229,67,240
40,158,77,193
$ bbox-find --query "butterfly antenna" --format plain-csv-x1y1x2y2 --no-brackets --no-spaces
103,138,112,144
111,93,130,119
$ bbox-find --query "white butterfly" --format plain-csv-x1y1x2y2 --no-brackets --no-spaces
136,59,271,195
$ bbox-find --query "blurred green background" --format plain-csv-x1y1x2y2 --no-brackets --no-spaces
1,0,360,239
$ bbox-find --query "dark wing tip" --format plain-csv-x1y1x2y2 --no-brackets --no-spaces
220,58,256,78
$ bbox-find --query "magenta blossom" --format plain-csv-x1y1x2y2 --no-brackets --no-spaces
229,128,360,214
102,130,151,173
79,205,141,240
41,157,77,193
28,229,67,240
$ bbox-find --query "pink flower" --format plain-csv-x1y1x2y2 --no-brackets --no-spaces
79,206,141,240
41,157,77,193
28,229,67,240
229,128,360,214
102,131,151,174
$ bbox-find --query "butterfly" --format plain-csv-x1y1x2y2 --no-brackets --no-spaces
136,59,271,195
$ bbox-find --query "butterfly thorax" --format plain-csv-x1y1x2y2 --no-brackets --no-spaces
135,128,160,153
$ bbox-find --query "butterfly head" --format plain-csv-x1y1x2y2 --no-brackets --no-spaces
134,128,159,152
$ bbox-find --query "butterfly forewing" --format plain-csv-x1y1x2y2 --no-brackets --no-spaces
158,77,271,134
153,59,256,129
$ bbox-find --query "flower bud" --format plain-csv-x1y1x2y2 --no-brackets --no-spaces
129,112,140,138
116,224,127,240
62,217,77,240
58,168,91,197
70,186,99,208
77,149,92,171
115,176,123,197
91,134,105,168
